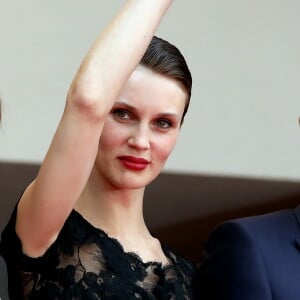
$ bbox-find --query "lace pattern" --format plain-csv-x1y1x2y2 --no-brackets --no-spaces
1,209,196,299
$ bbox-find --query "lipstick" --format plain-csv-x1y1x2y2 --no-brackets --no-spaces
118,156,149,171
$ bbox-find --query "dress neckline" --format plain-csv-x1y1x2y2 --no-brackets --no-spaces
72,209,173,269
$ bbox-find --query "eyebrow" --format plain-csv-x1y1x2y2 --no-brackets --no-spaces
114,101,136,112
114,100,181,120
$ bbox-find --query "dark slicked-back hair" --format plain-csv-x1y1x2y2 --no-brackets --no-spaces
141,36,192,123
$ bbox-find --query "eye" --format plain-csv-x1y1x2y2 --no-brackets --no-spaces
155,118,173,129
112,108,131,120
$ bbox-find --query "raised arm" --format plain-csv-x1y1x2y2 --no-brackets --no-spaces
16,0,173,257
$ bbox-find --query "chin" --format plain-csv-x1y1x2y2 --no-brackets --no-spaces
113,174,158,190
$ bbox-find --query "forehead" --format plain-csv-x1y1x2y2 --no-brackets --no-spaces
118,65,187,114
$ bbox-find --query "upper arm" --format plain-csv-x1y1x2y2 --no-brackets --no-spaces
195,221,272,300
16,102,103,257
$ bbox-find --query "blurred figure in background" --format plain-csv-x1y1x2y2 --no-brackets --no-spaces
195,117,300,300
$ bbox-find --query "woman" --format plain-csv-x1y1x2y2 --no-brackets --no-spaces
0,0,195,299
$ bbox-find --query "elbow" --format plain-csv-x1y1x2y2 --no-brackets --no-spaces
66,85,107,122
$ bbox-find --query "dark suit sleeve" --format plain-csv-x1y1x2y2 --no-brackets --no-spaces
194,221,272,300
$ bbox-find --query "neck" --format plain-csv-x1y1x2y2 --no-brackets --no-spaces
75,172,150,240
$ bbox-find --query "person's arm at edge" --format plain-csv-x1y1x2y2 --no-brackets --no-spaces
195,221,272,300
16,0,174,258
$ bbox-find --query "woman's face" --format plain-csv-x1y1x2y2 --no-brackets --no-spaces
95,65,187,190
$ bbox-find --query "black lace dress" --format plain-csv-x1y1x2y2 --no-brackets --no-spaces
0,206,196,299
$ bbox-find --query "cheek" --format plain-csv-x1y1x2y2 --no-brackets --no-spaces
153,134,178,162
99,120,128,150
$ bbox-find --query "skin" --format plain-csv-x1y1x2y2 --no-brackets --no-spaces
15,0,176,263
94,65,186,190
74,65,187,263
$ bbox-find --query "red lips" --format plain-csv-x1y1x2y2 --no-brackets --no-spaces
118,156,149,171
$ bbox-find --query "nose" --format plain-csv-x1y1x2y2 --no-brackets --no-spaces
127,126,150,150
